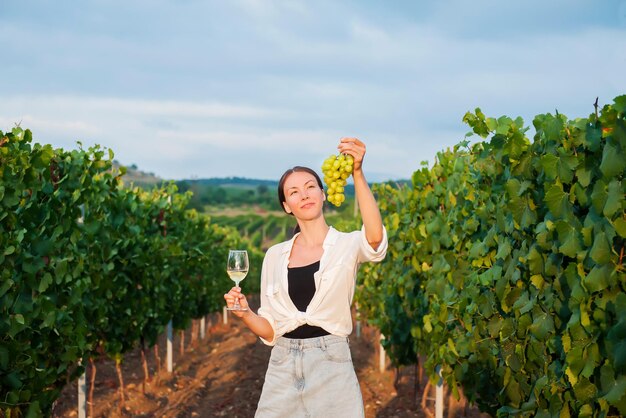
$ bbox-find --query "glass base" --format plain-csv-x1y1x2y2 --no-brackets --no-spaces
227,306,248,311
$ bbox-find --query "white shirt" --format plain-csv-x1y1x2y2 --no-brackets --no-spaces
257,225,388,345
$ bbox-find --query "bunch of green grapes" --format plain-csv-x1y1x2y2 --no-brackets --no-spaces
321,153,353,207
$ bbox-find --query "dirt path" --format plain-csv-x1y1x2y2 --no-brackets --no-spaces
52,303,487,418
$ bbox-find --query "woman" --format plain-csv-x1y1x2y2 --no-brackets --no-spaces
224,137,387,417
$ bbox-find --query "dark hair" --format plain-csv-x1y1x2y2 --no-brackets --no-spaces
277,166,324,235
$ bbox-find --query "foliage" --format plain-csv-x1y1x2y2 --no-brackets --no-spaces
0,127,262,416
211,200,359,251
356,96,626,416
177,178,356,213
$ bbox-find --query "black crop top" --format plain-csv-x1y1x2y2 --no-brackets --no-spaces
283,260,330,339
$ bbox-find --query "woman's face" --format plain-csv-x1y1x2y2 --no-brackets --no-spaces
282,171,325,219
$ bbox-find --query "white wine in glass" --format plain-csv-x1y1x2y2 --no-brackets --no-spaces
227,249,249,311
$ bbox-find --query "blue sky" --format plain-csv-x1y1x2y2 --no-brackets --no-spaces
1,0,624,182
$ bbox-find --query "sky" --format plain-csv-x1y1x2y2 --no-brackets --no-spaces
1,0,625,182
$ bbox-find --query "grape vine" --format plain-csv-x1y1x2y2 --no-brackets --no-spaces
356,96,626,416
0,127,262,417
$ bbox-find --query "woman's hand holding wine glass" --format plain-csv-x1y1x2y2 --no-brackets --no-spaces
225,250,249,316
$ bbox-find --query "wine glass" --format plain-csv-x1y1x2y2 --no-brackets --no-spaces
226,250,249,311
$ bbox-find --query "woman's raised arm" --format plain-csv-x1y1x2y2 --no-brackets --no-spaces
337,137,384,250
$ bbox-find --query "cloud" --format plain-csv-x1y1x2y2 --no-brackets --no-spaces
0,94,345,179
0,114,99,138
233,0,310,20
1,1,623,182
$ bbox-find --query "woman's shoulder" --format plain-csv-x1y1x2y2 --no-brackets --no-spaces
325,226,362,248
331,225,386,249
329,226,361,239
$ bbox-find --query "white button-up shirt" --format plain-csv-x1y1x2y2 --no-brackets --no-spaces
257,225,388,345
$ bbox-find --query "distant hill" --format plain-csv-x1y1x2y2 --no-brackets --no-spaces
113,160,410,196
186,177,279,189
113,161,163,188
178,177,358,197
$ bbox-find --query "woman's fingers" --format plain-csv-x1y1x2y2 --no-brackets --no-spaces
223,287,249,314
224,287,241,304
338,137,366,170
339,137,364,146
338,138,365,155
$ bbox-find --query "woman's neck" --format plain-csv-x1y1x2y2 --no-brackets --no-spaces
295,217,329,248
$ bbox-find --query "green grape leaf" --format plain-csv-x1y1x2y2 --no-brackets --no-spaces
496,238,512,260
615,218,626,238
556,221,582,258
591,180,608,214
613,94,626,113
583,264,611,293
589,231,611,264
527,246,544,275
576,165,592,188
530,313,554,341
541,154,558,179
544,184,568,217
602,373,626,409
600,139,626,178
574,378,597,403
505,377,523,407
463,109,491,138
38,273,53,293
0,278,14,298
603,180,623,217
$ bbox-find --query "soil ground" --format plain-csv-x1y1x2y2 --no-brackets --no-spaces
52,299,489,418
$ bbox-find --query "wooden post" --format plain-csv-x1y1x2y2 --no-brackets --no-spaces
167,320,173,372
223,306,228,325
379,334,386,372
436,365,443,418
200,316,206,339
77,363,86,418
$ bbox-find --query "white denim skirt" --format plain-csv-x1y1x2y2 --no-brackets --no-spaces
255,334,364,418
